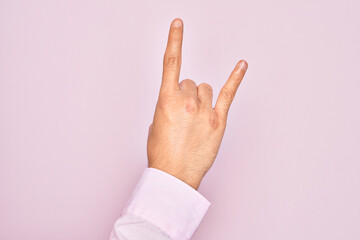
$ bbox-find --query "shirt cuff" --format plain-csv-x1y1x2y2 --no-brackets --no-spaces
122,167,211,240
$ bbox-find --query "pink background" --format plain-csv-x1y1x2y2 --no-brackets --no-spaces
1,0,360,239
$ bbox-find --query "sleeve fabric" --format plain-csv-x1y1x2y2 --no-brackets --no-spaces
110,167,211,240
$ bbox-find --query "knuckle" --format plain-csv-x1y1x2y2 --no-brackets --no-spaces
199,83,212,89
220,88,234,101
157,95,172,110
209,113,220,130
179,79,197,90
184,95,198,106
184,95,199,112
180,78,195,85
164,55,180,66
199,83,213,94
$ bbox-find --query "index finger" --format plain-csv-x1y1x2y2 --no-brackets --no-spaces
160,18,183,93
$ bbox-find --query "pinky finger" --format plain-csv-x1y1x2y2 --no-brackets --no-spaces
215,60,248,121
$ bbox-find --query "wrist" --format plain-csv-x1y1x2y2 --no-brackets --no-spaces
148,164,204,190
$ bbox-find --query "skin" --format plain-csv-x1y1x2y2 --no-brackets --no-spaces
147,18,248,190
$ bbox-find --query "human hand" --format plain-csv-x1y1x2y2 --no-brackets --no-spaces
147,18,248,190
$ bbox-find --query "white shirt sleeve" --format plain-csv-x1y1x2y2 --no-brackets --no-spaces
110,168,211,240
110,213,171,240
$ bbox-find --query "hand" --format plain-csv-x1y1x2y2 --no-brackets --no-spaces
147,18,248,190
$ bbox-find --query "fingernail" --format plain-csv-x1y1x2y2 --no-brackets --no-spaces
172,18,183,28
237,60,248,72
